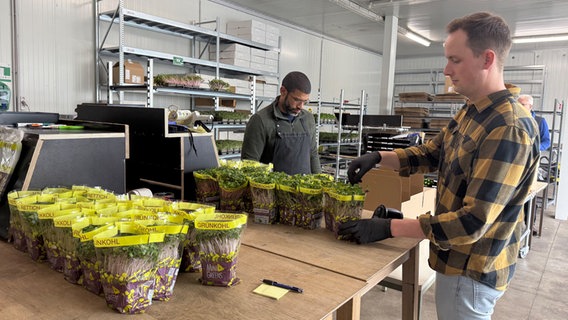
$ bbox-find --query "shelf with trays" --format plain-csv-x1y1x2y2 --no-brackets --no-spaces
393,65,546,138
395,98,465,140
310,89,367,180
394,65,545,101
95,3,280,111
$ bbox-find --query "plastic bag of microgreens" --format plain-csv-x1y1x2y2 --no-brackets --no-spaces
73,216,118,295
193,168,220,205
37,204,81,272
238,160,272,214
7,190,41,252
17,193,60,261
171,202,214,273
54,210,94,284
296,176,324,230
132,197,171,213
195,212,247,287
275,174,301,226
136,216,189,301
0,127,23,202
324,183,365,238
248,171,281,224
94,222,165,314
217,167,248,212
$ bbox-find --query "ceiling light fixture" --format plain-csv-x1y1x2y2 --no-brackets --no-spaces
330,0,431,47
402,29,431,47
512,33,568,44
330,0,383,22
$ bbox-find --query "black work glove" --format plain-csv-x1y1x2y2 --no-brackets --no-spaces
347,152,382,185
373,204,404,220
338,218,392,244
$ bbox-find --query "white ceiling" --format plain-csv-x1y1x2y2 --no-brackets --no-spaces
215,0,568,57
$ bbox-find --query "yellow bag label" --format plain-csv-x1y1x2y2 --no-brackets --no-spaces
249,180,275,190
93,223,165,247
53,212,84,228
193,171,216,181
195,213,247,230
299,186,322,195
278,184,296,193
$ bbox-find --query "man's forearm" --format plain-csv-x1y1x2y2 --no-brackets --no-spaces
378,151,401,171
390,218,426,239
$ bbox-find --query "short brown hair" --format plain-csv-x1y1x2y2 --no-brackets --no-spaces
282,71,311,94
447,12,512,68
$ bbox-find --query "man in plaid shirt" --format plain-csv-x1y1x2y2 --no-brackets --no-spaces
342,12,540,319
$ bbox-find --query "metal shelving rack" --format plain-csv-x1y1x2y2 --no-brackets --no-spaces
313,89,367,180
393,65,547,133
95,2,279,110
95,0,281,160
536,98,564,208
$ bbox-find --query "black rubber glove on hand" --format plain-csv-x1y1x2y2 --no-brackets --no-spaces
338,218,392,244
347,152,382,185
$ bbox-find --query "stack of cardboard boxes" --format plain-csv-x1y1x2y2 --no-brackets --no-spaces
225,19,280,74
209,43,251,68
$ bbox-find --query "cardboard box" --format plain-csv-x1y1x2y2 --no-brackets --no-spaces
250,48,266,58
265,58,278,67
266,24,280,36
209,44,251,56
227,20,266,31
219,57,250,68
209,50,251,61
249,61,266,71
251,55,265,64
227,27,266,44
360,168,424,211
112,59,144,84
263,83,278,97
265,50,279,60
194,97,236,108
265,32,280,47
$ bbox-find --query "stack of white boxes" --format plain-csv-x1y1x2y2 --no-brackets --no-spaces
226,20,280,74
209,43,251,68
256,76,279,98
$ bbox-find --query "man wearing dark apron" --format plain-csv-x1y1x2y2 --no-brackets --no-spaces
241,71,321,175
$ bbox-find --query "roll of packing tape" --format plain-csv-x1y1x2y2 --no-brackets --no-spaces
127,188,153,197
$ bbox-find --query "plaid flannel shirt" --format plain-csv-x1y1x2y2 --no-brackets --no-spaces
395,89,540,290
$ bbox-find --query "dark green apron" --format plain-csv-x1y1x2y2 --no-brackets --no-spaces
273,117,312,175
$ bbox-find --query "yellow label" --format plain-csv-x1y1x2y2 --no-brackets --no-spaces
193,171,216,180
299,186,322,195
249,180,275,189
195,213,247,230
53,212,84,227
278,184,296,193
329,191,352,202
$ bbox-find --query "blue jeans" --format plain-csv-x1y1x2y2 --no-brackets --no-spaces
435,272,505,320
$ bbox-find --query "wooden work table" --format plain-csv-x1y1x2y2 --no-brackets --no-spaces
242,223,421,320
0,241,364,320
1,220,421,320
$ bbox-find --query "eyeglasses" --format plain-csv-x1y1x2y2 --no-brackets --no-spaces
288,95,310,104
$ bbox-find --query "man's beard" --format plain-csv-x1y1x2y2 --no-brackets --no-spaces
283,94,300,116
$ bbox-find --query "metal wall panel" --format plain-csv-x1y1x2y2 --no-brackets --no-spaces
320,40,381,114
0,1,11,66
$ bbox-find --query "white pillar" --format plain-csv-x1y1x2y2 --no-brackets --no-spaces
380,15,398,115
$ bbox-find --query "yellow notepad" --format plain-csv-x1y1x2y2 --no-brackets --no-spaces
253,283,289,300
